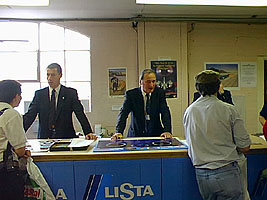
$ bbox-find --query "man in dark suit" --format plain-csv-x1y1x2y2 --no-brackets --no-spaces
23,63,96,139
112,69,172,139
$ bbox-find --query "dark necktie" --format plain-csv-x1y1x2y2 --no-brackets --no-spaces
146,93,151,115
145,93,151,134
49,89,56,129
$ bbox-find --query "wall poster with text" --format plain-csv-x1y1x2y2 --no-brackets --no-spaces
151,60,177,98
205,62,240,90
108,68,127,97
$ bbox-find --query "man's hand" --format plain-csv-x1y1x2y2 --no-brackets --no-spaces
160,132,172,139
111,133,123,140
24,150,31,158
85,133,98,140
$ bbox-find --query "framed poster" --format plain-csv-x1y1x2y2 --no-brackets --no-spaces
151,60,177,98
205,62,240,90
108,68,127,97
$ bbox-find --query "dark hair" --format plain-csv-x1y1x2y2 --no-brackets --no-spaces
0,80,21,104
195,70,221,97
47,63,62,75
139,69,156,80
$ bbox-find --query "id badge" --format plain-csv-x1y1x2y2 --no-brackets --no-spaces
145,114,150,120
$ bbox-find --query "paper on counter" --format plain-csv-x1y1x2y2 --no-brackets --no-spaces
259,135,266,141
68,138,94,148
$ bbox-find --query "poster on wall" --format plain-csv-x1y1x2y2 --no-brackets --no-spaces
151,60,177,98
205,62,240,90
108,68,127,97
240,62,257,87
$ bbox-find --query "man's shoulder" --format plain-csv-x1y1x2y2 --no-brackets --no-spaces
60,85,77,93
152,86,166,96
36,87,48,94
223,90,232,95
126,87,140,94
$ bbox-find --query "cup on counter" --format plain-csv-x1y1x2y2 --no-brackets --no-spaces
94,124,102,135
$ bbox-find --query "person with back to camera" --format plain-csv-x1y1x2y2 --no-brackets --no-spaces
23,63,97,140
112,69,172,140
193,68,234,105
183,70,251,200
0,80,31,200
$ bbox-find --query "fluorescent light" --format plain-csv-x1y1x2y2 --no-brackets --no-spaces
136,0,267,6
0,0,49,6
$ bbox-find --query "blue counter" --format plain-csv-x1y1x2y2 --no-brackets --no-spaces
34,153,267,200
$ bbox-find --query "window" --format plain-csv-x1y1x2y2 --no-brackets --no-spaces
0,22,91,113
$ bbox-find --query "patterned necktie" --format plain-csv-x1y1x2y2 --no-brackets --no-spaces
48,89,56,129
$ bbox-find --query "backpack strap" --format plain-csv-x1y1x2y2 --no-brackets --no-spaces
0,108,11,167
0,108,9,115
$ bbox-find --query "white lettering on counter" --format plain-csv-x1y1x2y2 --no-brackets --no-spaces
105,183,154,200
56,189,67,199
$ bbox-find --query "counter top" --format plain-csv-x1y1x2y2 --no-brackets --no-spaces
30,135,267,162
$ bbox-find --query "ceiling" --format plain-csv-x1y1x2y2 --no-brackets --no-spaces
0,0,267,23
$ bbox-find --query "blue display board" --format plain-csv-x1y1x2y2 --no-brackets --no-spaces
74,159,161,200
36,161,75,200
35,154,267,200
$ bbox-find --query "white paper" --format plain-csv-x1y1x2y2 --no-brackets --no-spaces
240,62,257,87
68,138,94,148
260,135,266,141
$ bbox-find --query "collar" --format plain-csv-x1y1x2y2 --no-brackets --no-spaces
49,85,61,95
0,102,13,110
141,89,151,98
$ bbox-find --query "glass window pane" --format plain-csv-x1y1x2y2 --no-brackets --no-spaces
40,23,64,51
40,82,49,88
65,51,90,81
65,29,90,50
0,52,37,80
0,22,38,51
17,82,40,114
40,51,65,82
66,82,91,100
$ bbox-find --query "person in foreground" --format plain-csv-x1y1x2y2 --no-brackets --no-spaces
0,80,31,200
23,63,97,140
112,69,172,140
183,70,251,200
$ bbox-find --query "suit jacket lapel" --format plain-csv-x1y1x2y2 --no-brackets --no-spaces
56,86,65,121
150,87,158,113
42,88,50,118
138,88,146,117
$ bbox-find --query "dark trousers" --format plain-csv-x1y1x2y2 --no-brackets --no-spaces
0,168,25,200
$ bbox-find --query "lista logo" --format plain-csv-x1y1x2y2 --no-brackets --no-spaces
83,175,155,200
105,183,154,199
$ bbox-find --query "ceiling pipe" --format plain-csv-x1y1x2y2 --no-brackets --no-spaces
0,16,267,24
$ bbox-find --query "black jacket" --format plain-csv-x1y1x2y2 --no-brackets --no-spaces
23,85,92,139
116,87,172,137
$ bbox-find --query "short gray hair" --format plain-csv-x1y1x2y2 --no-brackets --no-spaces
47,63,62,75
139,69,156,80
